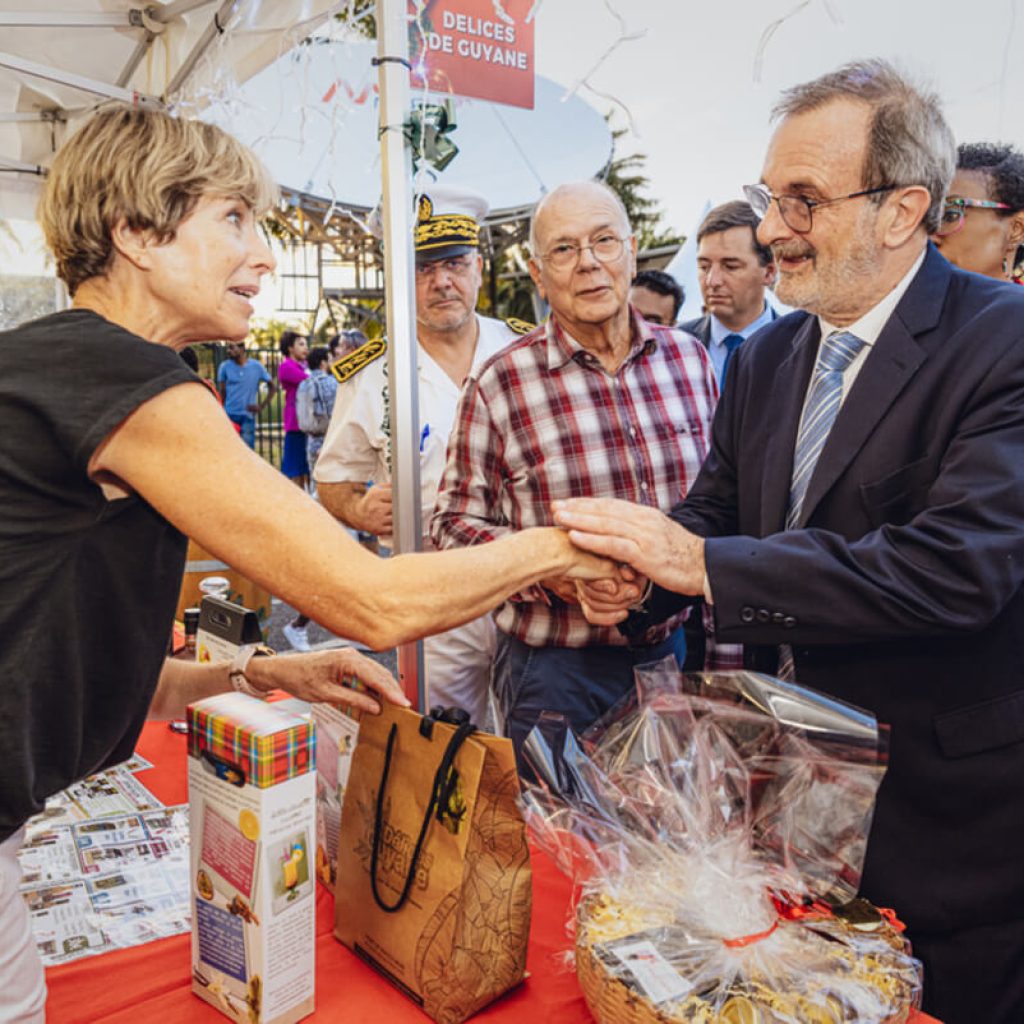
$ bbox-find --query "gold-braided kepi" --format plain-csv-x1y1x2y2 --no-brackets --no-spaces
414,184,489,264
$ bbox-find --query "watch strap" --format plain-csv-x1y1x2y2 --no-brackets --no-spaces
229,643,274,699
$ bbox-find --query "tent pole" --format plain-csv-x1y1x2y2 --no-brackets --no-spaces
376,0,425,710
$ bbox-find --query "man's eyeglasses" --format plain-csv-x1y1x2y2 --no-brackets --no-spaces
416,255,475,278
743,183,897,234
538,233,627,270
935,196,1012,237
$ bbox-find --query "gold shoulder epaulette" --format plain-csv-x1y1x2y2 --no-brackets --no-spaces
504,317,535,336
331,337,387,384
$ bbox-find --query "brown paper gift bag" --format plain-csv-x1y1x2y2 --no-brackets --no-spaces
334,704,531,1024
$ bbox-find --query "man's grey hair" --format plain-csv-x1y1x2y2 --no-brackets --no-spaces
773,59,956,235
529,180,632,256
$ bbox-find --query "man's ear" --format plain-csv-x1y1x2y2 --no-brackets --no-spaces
883,186,932,247
109,218,158,272
527,257,546,300
763,260,777,287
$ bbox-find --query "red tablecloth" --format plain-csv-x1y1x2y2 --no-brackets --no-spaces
45,720,939,1024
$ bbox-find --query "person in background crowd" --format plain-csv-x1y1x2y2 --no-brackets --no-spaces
432,180,717,761
296,345,338,471
278,329,313,650
216,338,276,448
277,329,310,488
680,200,777,387
316,186,527,727
0,106,613,1022
629,268,684,325
931,141,1024,282
328,328,370,364
555,60,1024,1024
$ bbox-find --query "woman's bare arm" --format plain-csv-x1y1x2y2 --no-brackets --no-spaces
90,382,612,650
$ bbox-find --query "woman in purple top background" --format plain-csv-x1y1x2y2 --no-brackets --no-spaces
277,329,314,648
277,329,310,489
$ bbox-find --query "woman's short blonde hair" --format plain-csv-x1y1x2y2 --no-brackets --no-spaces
38,104,277,295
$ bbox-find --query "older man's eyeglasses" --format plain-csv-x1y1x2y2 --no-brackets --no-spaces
935,196,1012,237
743,183,897,234
539,233,627,269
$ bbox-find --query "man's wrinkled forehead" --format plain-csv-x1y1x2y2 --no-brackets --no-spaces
762,100,871,192
533,183,630,247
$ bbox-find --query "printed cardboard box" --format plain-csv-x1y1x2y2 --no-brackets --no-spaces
188,693,316,1024
195,595,263,665
310,703,361,888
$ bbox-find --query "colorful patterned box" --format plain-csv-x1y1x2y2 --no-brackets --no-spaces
188,692,313,789
188,693,316,1024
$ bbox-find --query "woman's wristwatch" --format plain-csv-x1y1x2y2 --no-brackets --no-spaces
228,643,275,699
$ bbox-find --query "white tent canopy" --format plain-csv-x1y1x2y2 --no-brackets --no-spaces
0,0,339,217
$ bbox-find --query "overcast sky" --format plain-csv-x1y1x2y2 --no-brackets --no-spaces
532,0,1024,239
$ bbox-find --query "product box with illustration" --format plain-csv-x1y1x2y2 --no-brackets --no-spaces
188,692,316,1024
195,595,263,664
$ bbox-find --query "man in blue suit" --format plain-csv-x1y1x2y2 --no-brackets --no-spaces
555,59,1024,1024
679,200,777,387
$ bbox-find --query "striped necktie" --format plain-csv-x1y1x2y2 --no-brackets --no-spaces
778,330,865,681
786,330,866,529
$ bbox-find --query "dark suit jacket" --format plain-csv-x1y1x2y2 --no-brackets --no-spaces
678,305,778,348
633,245,1024,936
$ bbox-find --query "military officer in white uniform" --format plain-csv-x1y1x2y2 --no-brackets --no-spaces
315,186,528,727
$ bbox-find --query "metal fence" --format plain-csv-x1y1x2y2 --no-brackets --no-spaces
194,345,289,468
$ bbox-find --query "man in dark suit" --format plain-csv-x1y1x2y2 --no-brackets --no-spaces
555,59,1024,1024
679,200,777,386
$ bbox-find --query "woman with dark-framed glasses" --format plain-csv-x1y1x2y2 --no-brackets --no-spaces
931,142,1024,282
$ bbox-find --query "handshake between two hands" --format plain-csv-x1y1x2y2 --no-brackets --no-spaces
541,497,707,626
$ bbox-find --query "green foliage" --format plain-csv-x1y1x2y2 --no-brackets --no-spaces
603,124,682,250
247,317,309,349
492,247,538,324
333,1,376,38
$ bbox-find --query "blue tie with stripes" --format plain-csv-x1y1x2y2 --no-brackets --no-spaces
786,330,866,529
778,330,865,680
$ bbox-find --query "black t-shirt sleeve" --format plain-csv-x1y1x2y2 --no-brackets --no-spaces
19,310,200,474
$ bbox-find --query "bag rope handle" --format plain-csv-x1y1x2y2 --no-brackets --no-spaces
370,718,477,913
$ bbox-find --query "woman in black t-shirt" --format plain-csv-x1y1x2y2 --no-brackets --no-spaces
0,106,613,1018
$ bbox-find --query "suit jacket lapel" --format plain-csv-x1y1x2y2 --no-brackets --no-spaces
760,315,820,534
796,324,925,526
795,246,948,528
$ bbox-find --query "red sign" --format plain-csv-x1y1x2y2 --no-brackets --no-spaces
409,0,535,110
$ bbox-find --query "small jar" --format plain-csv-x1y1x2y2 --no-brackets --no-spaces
183,606,201,658
198,576,231,602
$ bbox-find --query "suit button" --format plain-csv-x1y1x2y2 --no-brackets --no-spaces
772,612,785,626
756,608,771,623
783,616,797,629
740,606,755,623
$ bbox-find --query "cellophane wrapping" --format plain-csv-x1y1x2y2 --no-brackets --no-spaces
520,659,923,1024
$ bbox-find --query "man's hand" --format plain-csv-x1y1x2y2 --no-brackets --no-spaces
357,483,393,535
246,647,410,714
538,576,580,605
574,566,647,626
246,402,259,413
553,497,705,596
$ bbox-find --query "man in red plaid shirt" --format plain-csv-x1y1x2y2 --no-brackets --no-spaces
431,181,719,757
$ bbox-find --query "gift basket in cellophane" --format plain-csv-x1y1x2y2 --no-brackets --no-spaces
520,660,923,1024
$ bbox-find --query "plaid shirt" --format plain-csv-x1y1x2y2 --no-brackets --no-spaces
431,309,718,648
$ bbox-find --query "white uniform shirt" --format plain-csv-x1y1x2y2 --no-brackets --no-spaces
315,315,518,547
